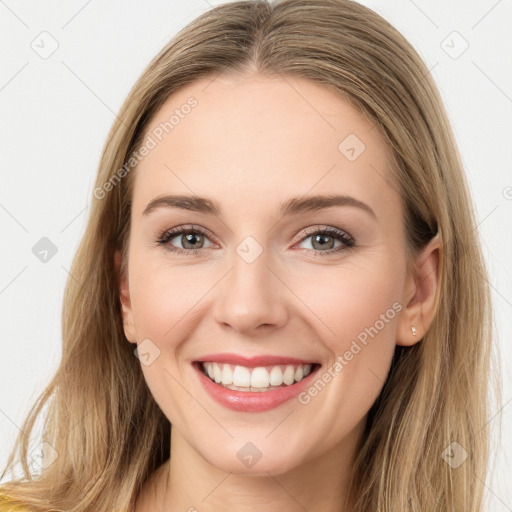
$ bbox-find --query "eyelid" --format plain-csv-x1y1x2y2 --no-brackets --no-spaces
293,224,352,242
158,224,218,243
157,223,355,255
154,225,218,257
291,225,355,253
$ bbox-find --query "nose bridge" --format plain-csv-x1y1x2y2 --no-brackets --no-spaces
212,236,288,332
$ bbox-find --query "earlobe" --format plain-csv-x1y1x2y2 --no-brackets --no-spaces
396,234,442,347
114,249,137,344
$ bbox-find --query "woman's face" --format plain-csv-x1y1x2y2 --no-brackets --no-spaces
118,73,417,474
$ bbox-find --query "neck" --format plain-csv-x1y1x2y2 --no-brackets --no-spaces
139,420,363,512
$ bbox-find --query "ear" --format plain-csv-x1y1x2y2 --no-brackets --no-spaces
396,233,442,346
114,249,137,344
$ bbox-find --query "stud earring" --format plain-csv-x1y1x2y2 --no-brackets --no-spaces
411,325,417,336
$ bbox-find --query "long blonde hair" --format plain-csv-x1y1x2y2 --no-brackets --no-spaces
1,0,495,510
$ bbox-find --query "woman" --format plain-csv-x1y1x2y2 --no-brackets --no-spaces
0,0,494,510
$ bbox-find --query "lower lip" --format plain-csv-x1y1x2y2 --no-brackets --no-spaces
193,363,320,412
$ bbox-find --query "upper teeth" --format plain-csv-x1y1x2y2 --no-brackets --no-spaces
202,362,313,390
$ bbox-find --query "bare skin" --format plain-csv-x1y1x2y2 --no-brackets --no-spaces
116,72,441,511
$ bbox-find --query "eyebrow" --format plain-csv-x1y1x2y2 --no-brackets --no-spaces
142,194,376,220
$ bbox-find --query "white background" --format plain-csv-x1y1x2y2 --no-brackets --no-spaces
1,0,511,508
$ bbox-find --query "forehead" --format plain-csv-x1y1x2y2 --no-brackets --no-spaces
132,73,399,217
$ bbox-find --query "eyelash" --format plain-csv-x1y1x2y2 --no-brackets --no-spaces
156,224,355,257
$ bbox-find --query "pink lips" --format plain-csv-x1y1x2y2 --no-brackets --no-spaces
196,353,319,367
193,353,320,413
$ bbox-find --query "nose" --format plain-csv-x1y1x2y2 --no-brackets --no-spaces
212,245,289,334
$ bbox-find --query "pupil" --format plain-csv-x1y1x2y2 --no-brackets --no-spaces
183,233,203,249
313,234,333,250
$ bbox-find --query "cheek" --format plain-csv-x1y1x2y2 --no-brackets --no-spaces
127,259,208,423
297,255,404,353
129,257,212,341
292,254,405,435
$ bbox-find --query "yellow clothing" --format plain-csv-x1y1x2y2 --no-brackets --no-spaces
0,492,31,511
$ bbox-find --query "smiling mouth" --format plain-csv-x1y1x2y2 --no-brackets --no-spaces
196,361,321,392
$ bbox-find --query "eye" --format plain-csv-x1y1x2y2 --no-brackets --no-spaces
295,226,355,256
156,225,214,255
156,224,355,257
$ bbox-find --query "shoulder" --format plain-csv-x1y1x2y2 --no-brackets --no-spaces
0,492,31,512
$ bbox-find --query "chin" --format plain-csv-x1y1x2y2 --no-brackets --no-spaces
199,439,308,476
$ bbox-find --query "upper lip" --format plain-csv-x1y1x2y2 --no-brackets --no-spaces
195,353,320,367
